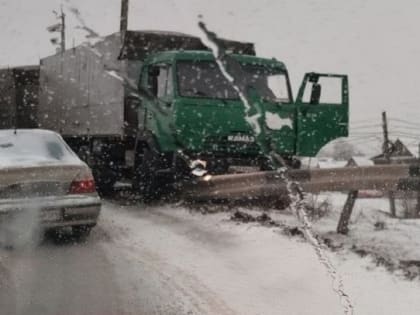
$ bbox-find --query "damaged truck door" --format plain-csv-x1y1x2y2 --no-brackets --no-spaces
295,72,349,157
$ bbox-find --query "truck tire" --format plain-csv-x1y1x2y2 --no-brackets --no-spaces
76,145,91,164
93,167,117,196
133,146,162,202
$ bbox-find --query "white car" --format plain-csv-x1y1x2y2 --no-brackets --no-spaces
0,129,101,240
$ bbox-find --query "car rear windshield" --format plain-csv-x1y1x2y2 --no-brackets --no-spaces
177,60,290,103
0,130,77,166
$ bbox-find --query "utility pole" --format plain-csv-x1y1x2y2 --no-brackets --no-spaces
120,0,129,34
382,111,391,159
60,5,66,53
417,144,420,218
47,7,66,54
382,111,396,217
417,143,420,163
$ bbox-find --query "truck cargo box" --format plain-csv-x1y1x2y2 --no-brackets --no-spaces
38,33,126,138
0,66,39,129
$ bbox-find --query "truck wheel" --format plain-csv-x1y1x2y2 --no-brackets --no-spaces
77,145,91,163
93,167,116,196
133,146,162,202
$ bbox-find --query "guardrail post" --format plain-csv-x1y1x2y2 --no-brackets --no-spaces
381,111,397,217
337,190,358,234
389,191,396,217
415,192,420,218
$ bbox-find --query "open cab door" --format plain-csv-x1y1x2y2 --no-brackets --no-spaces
295,72,349,156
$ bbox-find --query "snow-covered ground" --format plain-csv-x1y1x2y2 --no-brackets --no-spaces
103,202,349,314
250,193,420,278
2,197,420,314
101,199,420,314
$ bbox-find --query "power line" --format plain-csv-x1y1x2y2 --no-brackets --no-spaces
396,99,420,105
347,136,380,141
351,119,380,125
349,132,382,136
350,125,382,130
347,134,381,138
345,137,382,144
389,125,420,133
389,118,420,128
387,133,420,141
351,122,381,127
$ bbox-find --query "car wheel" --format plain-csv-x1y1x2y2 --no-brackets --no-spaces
44,227,76,244
72,225,93,241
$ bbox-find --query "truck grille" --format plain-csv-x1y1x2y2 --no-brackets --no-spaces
203,136,260,154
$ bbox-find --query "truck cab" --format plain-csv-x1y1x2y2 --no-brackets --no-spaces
137,51,294,172
135,50,348,185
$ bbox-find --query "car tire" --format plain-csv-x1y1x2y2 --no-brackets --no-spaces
44,227,64,240
72,225,93,241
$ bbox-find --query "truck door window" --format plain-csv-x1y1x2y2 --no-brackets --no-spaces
263,72,290,103
302,76,343,105
164,66,174,97
148,64,173,99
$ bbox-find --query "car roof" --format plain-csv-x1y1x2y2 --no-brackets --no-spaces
0,129,60,137
0,129,83,168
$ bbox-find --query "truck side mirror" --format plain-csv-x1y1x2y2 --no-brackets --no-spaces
310,83,321,105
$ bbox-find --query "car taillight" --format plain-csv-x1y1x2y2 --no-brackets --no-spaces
69,178,96,194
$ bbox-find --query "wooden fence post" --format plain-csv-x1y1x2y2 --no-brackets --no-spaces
382,111,397,217
389,191,396,217
337,190,359,234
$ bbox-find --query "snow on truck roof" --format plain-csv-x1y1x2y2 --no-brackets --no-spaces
40,30,257,64
118,30,256,60
146,50,286,69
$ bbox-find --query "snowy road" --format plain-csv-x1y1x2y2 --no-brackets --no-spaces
1,200,420,315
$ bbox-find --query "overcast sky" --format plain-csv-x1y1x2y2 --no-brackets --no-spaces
1,0,420,153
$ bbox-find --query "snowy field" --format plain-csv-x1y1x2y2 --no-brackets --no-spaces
264,193,420,278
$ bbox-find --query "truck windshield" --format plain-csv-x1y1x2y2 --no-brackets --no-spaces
177,60,290,103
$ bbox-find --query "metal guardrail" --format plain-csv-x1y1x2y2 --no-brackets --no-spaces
184,164,420,235
184,164,420,200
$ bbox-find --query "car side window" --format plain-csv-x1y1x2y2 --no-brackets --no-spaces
46,141,65,160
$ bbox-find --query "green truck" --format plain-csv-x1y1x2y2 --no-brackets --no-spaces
37,31,348,197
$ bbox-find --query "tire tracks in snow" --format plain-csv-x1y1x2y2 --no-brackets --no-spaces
101,206,238,315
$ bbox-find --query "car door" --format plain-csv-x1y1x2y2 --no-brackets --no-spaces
295,72,349,157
